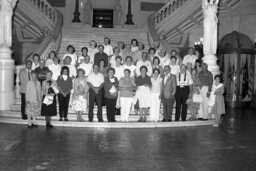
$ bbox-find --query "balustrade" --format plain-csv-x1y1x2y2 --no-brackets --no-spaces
29,0,56,23
154,0,188,25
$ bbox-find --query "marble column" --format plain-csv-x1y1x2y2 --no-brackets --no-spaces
0,0,17,110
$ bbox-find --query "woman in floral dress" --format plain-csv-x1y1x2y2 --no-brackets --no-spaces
187,69,201,120
72,69,89,122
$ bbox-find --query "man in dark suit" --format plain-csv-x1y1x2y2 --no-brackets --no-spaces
161,65,177,122
19,60,32,120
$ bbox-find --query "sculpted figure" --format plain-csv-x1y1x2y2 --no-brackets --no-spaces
202,0,219,55
0,0,17,47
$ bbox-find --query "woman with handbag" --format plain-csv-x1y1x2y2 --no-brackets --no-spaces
187,69,202,120
41,70,59,128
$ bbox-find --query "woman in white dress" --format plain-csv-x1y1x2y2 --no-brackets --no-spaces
150,68,162,122
135,66,152,122
45,51,57,67
72,69,89,121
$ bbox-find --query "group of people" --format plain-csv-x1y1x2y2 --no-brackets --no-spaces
19,37,225,128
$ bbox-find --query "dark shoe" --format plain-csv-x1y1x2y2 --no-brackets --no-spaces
98,120,104,122
59,118,63,121
168,119,172,122
203,119,208,121
46,124,54,128
112,120,116,122
138,117,143,122
28,125,33,128
64,118,69,121
197,118,204,121
174,119,179,122
89,120,93,122
32,124,38,128
22,117,28,120
162,119,167,122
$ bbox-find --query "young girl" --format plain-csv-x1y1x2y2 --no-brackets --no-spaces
72,69,89,122
209,75,225,127
26,71,41,128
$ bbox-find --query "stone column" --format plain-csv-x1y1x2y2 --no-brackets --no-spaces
0,0,17,110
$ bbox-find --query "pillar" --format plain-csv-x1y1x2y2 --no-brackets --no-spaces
202,54,220,76
0,0,17,110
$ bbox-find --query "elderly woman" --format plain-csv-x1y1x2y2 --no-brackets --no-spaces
131,39,139,52
35,59,49,86
135,66,152,122
26,70,41,128
72,69,89,122
88,40,99,63
104,68,119,122
45,51,57,67
41,70,58,128
152,57,163,77
62,45,78,66
119,69,136,122
123,56,136,78
149,68,162,122
187,69,201,120
31,54,40,70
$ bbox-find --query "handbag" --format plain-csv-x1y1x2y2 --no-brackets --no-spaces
192,94,203,103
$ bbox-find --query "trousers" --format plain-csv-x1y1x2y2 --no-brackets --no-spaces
175,86,190,121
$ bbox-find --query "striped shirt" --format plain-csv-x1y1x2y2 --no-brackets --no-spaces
198,70,213,91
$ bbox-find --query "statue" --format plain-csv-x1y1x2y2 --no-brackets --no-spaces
202,0,219,55
114,3,122,27
0,0,17,48
83,2,91,25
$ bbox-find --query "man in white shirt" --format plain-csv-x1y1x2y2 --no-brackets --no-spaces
103,37,113,57
170,56,180,75
48,57,61,81
175,64,193,121
87,64,105,122
136,52,152,76
182,47,198,68
78,56,93,77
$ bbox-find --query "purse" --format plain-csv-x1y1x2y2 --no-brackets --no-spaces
192,94,203,103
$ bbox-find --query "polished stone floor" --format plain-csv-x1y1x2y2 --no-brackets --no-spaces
0,108,256,171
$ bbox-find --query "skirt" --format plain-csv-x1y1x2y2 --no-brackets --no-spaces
136,86,151,108
72,95,87,112
41,95,57,116
26,102,41,116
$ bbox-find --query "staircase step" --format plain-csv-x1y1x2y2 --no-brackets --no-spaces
0,115,214,128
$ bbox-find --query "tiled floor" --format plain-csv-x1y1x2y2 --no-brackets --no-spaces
0,108,256,171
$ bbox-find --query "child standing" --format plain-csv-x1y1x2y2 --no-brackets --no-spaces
210,75,225,127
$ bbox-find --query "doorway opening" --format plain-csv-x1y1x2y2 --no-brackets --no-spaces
93,9,114,28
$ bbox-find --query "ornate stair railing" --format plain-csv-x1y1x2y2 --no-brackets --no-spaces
15,0,63,99
150,0,245,44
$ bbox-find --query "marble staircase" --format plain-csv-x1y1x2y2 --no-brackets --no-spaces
0,97,215,128
57,26,149,58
